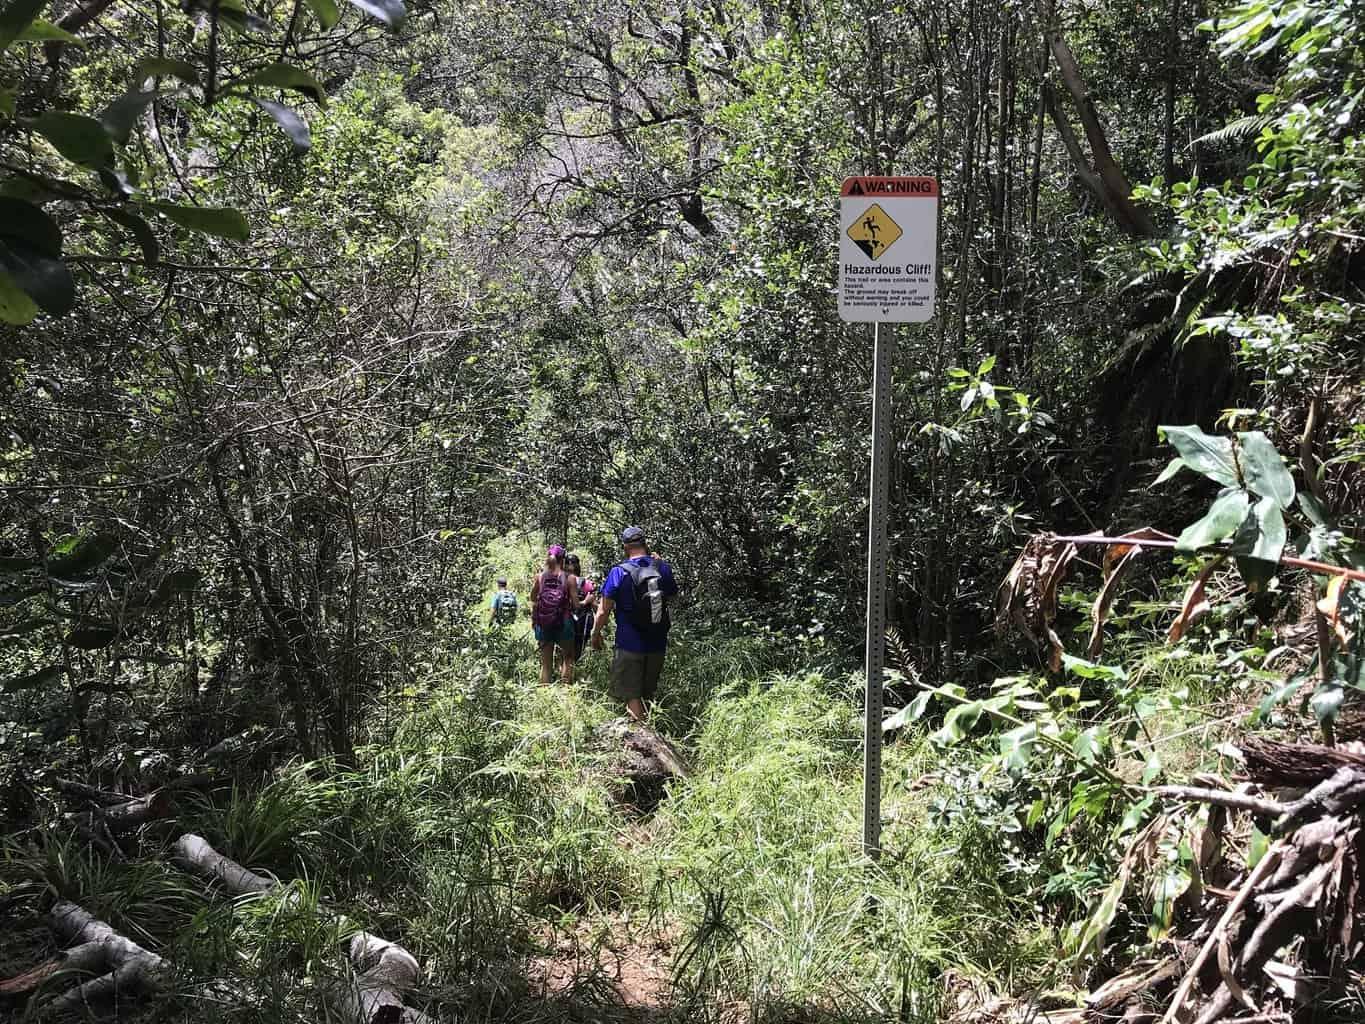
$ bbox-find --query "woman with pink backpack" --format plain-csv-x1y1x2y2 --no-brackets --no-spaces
530,545,580,685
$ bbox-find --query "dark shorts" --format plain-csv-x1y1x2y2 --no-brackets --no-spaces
534,620,575,650
610,649,666,702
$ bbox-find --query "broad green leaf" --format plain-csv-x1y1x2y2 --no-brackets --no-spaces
103,208,159,265
100,90,160,146
1247,826,1269,869
98,164,134,199
47,532,118,577
16,17,79,42
1298,491,1329,528
1119,794,1155,834
0,174,62,202
1071,727,1102,765
1061,654,1127,682
1236,431,1294,508
243,62,327,106
1239,494,1286,564
1159,424,1238,487
0,264,40,323
1074,873,1127,957
1148,866,1191,941
0,239,73,314
1175,488,1250,551
1141,751,1163,785
252,98,311,154
998,722,1037,774
0,0,46,52
1253,676,1303,724
1311,681,1344,732
303,0,339,27
66,625,118,649
212,0,270,33
1068,782,1112,821
133,57,201,87
2,664,60,692
977,354,996,375
31,110,114,167
882,689,930,731
343,0,405,28
1152,456,1186,486
148,202,250,241
931,700,982,745
0,196,61,255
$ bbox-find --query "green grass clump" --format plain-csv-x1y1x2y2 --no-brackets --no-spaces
641,671,1053,1021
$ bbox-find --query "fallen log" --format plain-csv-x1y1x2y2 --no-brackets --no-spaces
330,933,434,1024
36,901,170,1016
1241,736,1365,788
173,833,274,894
169,834,430,1024
68,790,174,837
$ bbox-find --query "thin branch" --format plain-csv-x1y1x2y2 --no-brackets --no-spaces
1048,534,1365,584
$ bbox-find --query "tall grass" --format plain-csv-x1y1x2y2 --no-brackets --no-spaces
4,626,1160,1023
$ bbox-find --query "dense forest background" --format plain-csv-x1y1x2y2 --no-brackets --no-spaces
1,0,1364,1020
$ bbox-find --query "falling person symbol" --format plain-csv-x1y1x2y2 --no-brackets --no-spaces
862,215,880,254
846,203,902,261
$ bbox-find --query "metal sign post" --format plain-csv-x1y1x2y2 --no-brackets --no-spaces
837,176,938,863
862,320,893,860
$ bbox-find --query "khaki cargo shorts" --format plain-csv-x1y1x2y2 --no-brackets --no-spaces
610,649,666,701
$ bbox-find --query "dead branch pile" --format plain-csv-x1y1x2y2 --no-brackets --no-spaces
1083,740,1365,1023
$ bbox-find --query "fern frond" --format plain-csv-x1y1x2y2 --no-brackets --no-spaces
1191,115,1274,151
884,626,919,684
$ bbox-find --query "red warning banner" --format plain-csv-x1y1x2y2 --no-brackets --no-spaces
840,176,939,198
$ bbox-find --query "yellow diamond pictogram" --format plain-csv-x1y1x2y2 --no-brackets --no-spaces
846,203,902,261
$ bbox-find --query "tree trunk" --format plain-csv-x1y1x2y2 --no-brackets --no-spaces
1040,3,1157,236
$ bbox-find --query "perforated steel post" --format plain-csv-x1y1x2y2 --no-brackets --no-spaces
862,321,893,861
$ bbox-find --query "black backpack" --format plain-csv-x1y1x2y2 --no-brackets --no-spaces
621,558,670,630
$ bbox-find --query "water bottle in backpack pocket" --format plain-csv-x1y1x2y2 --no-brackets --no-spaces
623,559,670,630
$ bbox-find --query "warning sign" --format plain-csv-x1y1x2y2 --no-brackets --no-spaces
846,204,902,261
838,176,938,323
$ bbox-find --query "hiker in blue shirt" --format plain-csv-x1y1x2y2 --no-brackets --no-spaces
591,526,678,722
488,577,518,628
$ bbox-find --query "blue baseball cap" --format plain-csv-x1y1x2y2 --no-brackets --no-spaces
620,526,646,544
